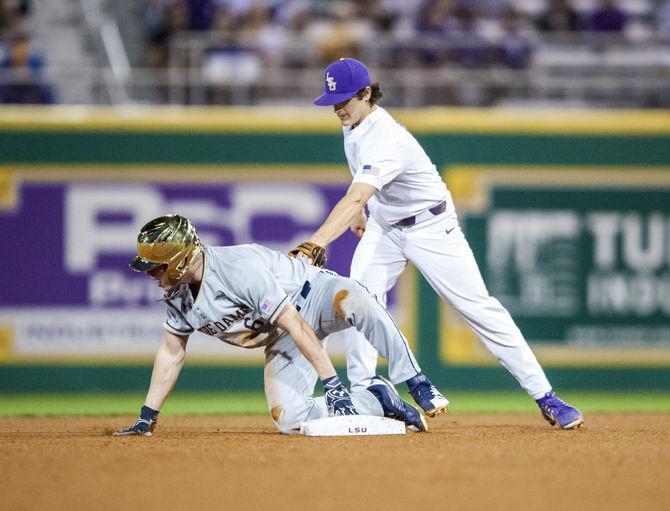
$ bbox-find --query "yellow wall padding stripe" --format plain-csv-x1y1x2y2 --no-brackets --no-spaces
0,106,669,134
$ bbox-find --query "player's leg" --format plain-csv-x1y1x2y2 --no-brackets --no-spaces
310,272,448,417
318,275,421,384
263,334,384,434
323,275,451,416
407,219,583,427
345,218,407,389
406,215,553,398
287,274,432,430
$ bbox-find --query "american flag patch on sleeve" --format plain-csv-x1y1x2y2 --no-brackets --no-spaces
261,298,274,312
362,164,379,176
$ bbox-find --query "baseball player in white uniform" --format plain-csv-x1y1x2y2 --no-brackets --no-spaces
114,215,450,436
297,58,583,429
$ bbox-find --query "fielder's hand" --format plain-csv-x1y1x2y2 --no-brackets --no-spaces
113,405,159,436
322,375,358,416
288,241,327,267
350,210,367,238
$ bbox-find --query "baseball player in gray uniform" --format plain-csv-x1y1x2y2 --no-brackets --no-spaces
115,215,449,436
293,58,583,429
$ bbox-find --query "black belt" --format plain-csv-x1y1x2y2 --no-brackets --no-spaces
393,201,446,228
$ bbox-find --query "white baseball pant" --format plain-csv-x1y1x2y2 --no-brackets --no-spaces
264,270,423,433
344,210,552,400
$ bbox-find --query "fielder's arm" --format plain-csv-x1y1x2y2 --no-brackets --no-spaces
275,302,336,380
144,330,189,410
309,182,377,247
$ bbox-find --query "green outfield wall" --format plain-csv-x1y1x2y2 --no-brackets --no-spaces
1,106,670,392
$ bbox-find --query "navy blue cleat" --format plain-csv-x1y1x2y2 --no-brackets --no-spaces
367,376,428,432
405,373,449,417
536,390,584,429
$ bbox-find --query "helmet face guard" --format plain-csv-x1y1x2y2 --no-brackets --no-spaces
130,215,202,280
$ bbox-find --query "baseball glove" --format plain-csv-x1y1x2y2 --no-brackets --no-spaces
288,241,327,267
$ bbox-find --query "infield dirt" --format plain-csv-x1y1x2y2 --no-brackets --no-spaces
1,413,668,511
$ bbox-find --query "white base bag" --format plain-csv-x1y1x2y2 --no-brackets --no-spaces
300,415,406,437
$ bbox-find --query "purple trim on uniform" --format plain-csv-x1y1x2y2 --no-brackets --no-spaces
393,200,447,228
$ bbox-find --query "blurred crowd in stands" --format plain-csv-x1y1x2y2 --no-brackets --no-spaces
0,0,54,104
1,0,670,105
143,0,670,71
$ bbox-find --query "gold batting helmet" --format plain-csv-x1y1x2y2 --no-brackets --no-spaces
129,215,202,280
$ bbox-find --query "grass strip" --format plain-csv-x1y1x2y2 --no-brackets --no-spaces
0,391,668,417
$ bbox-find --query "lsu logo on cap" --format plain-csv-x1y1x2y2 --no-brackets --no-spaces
326,72,336,91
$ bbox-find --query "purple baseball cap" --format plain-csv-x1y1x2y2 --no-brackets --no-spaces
313,58,372,106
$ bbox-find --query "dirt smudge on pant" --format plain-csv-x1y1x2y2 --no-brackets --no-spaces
333,290,349,320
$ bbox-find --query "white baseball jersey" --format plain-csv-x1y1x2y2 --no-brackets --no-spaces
343,106,455,226
163,244,320,348
340,106,553,400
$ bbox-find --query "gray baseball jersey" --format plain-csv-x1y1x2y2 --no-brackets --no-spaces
157,243,425,433
162,244,321,348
